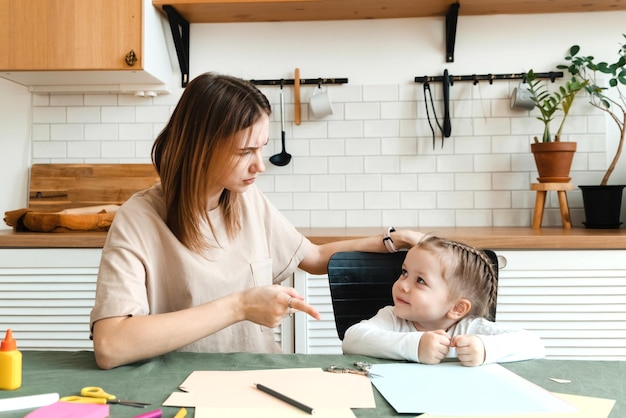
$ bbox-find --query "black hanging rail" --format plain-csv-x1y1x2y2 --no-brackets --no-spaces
414,71,563,85
251,78,348,86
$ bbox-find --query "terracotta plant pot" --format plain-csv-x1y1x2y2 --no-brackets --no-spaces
531,142,577,183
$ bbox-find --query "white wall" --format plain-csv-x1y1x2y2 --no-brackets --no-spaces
0,79,30,230
1,11,625,228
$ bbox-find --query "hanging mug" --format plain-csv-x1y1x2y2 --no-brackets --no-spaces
309,84,334,118
510,82,534,110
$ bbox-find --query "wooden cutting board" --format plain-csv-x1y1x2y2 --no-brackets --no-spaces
28,164,160,211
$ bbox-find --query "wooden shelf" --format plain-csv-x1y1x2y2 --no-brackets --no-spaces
151,0,626,23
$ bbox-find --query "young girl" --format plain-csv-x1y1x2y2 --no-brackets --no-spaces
342,236,545,366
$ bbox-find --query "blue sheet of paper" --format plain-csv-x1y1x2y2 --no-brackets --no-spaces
369,363,577,416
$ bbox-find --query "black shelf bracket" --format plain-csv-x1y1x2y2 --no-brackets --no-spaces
163,5,190,88
446,2,460,63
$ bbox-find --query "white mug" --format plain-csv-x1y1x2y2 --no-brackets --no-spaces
309,85,333,118
510,82,534,110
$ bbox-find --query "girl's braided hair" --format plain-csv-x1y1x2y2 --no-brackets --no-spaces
415,235,498,320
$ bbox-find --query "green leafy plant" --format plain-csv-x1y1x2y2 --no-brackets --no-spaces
525,69,587,143
557,34,626,185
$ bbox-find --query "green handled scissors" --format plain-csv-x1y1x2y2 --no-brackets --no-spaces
60,386,150,408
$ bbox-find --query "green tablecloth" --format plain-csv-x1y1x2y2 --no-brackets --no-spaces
0,351,623,417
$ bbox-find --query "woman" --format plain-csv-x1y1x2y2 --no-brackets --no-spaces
90,73,422,369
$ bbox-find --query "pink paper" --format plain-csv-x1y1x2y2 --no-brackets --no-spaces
25,401,109,418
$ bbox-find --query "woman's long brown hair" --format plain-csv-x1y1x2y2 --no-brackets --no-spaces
151,73,271,252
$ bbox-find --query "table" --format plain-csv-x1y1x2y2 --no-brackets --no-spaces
0,351,623,417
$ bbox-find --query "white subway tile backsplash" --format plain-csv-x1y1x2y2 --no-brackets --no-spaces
136,106,171,123
345,102,380,120
475,191,511,209
363,120,399,138
50,95,84,106
328,120,363,138
84,95,118,106
401,191,437,209
364,156,399,173
294,192,327,210
275,175,310,192
119,124,155,141
381,174,417,191
364,192,400,209
419,173,454,191
67,107,100,123
437,191,473,209
51,124,83,141
346,138,380,156
419,210,455,227
346,210,382,227
328,156,364,173
101,141,135,158
455,173,491,190
382,210,418,227
329,192,363,210
312,210,346,227
382,137,418,156
455,210,493,226
27,79,612,228
67,141,100,159
363,85,398,102
101,106,135,123
33,107,66,123
33,141,66,158
31,125,50,141
85,124,118,141
346,174,381,191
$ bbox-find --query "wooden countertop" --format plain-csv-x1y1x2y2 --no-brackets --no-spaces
1,227,626,250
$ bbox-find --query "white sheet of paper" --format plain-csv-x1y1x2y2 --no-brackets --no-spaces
195,407,356,418
369,363,577,416
416,392,615,418
163,368,375,409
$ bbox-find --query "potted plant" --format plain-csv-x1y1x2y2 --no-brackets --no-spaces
557,34,626,228
524,69,587,183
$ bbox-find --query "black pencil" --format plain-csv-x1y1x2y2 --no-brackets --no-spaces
254,383,315,415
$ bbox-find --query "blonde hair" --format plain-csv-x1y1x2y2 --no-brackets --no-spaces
151,73,271,252
415,235,498,319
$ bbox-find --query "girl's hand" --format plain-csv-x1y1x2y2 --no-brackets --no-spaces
239,285,320,328
418,329,451,364
451,335,486,366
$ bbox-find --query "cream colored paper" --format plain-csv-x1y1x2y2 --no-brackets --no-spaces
195,407,356,417
417,392,615,418
163,368,375,409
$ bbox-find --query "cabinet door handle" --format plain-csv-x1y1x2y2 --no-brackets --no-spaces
125,50,138,66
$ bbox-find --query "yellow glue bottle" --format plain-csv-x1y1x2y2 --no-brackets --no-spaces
0,329,22,390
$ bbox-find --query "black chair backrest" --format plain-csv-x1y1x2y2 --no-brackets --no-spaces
327,249,499,340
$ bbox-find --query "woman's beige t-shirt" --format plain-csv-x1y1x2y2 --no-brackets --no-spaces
90,183,311,353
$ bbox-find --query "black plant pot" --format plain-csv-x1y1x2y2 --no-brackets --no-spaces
579,185,625,228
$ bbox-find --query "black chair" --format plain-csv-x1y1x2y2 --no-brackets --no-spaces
327,250,499,340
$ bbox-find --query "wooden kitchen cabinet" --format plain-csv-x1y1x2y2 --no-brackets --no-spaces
0,0,140,71
0,0,171,94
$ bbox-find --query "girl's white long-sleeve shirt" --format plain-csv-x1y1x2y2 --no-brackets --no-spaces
342,306,545,364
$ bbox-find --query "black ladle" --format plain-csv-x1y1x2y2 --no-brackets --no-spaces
269,83,292,166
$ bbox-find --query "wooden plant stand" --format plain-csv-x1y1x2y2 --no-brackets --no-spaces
531,182,573,229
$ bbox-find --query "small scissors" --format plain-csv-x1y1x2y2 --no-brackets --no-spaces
60,386,150,408
326,362,381,377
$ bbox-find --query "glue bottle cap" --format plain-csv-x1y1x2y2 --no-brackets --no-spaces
1,329,17,351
